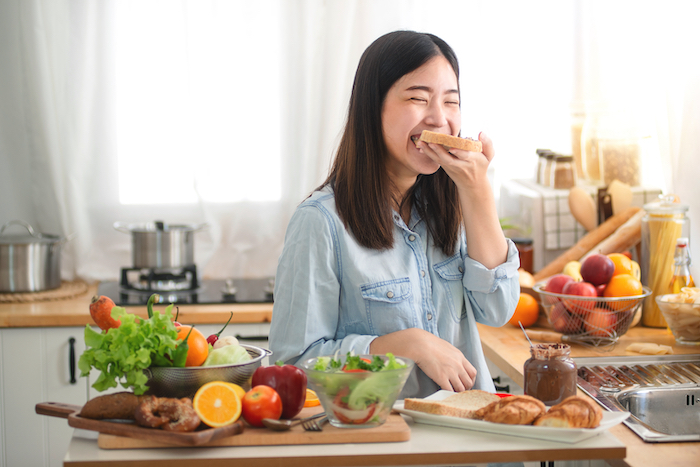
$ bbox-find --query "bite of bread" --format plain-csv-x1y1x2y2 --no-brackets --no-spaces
403,391,603,429
418,130,482,152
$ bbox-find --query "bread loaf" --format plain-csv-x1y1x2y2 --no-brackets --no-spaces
474,395,546,425
533,206,641,282
79,391,150,420
580,209,644,261
533,396,603,428
419,130,482,152
403,390,500,419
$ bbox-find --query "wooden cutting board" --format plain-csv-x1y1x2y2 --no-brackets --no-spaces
37,402,410,449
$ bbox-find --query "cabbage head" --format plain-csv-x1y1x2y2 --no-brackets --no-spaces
202,344,252,366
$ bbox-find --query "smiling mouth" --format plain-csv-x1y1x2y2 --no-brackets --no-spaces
411,135,420,147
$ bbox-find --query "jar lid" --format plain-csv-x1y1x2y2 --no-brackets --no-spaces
512,237,533,246
643,194,689,215
554,154,573,162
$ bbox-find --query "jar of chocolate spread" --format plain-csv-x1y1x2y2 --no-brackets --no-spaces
523,343,577,406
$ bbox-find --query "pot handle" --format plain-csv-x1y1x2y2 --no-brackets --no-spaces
0,219,40,238
113,221,132,234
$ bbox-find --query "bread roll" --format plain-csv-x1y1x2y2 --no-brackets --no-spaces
419,130,482,152
475,395,546,425
403,390,500,419
79,391,149,420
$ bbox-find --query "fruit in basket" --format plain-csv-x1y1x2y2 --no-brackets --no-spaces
603,274,643,311
89,295,121,331
562,261,583,281
508,293,540,328
583,307,617,337
580,254,615,286
562,281,597,314
176,325,209,367
549,302,583,334
608,253,634,277
544,274,575,294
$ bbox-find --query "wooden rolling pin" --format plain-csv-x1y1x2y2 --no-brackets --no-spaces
532,206,642,282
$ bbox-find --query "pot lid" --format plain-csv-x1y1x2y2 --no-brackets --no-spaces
114,221,208,233
0,220,61,245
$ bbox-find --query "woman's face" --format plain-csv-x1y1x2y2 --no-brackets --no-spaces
381,55,460,189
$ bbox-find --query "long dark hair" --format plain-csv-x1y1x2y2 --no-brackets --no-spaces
320,30,461,256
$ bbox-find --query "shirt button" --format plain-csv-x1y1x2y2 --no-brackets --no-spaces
408,235,416,241
427,313,433,320
386,291,394,298
458,266,464,273
421,270,426,277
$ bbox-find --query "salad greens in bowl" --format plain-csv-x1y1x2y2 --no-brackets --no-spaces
299,353,414,428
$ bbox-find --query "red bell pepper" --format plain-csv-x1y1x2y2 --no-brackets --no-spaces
251,360,307,419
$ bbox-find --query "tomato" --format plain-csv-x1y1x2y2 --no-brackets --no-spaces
241,385,283,427
341,357,372,372
331,387,376,425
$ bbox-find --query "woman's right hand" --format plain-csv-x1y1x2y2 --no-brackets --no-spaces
369,328,476,392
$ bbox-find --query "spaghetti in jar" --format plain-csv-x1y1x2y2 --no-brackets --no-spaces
641,195,690,327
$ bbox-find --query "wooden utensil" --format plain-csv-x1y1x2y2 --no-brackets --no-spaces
569,187,598,232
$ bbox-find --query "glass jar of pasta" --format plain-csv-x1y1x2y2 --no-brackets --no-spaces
641,195,690,327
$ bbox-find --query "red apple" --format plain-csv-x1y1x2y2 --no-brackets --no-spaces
549,302,583,334
562,281,598,315
544,274,575,294
580,253,615,286
596,284,607,297
583,307,617,337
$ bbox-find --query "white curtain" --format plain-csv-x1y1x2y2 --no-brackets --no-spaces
1,0,698,282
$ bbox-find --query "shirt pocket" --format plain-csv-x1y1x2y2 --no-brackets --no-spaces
434,255,467,322
360,278,417,335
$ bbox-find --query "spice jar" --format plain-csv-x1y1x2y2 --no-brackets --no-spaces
524,343,577,406
551,154,576,190
539,151,555,187
536,149,551,185
641,195,690,327
513,238,534,274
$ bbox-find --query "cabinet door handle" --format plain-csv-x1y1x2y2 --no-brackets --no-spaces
69,337,77,384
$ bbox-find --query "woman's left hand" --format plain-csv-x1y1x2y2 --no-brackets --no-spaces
418,132,493,191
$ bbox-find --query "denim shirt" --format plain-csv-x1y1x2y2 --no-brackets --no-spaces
269,187,520,398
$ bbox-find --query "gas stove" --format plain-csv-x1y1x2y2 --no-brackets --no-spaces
97,266,274,306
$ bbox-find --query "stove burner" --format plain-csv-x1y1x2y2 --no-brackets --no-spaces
120,265,199,292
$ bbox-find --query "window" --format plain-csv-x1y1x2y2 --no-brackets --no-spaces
114,1,282,204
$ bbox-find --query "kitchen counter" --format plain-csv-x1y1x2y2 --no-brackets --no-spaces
0,283,272,328
477,323,700,467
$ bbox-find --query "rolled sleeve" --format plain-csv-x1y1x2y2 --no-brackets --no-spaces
462,238,520,293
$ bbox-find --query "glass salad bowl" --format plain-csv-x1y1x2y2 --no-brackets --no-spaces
299,353,414,428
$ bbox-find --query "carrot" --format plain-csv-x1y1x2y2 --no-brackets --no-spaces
89,295,121,331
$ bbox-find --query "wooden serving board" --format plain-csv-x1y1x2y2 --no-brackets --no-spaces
36,402,244,447
37,403,410,450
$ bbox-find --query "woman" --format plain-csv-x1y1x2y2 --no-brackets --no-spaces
269,30,520,398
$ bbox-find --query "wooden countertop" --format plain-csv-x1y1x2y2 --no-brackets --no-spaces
0,284,273,328
477,323,700,467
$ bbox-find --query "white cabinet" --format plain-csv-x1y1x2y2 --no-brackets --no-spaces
0,326,89,467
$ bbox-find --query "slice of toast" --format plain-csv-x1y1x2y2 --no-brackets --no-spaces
403,390,500,419
419,130,482,152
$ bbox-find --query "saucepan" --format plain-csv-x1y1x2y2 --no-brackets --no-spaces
114,220,208,269
0,220,69,292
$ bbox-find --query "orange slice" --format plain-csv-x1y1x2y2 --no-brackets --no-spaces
303,388,320,407
193,381,242,427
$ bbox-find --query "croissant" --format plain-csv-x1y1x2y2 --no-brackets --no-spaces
533,396,603,428
474,395,546,425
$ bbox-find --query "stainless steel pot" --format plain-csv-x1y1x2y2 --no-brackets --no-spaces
0,220,66,292
114,221,207,269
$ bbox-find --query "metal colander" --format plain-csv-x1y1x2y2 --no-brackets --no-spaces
143,344,271,399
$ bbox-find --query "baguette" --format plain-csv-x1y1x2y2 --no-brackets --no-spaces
580,209,644,262
403,390,500,419
419,130,482,152
532,206,641,282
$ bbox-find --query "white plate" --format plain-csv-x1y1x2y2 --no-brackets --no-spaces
393,390,630,444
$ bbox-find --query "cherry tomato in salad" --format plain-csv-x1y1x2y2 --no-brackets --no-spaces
331,387,377,425
341,358,372,372
241,385,283,427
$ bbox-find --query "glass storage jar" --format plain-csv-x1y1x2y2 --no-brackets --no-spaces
641,195,690,327
551,154,576,190
524,343,577,406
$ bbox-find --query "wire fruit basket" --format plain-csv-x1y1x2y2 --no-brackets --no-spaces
533,284,652,346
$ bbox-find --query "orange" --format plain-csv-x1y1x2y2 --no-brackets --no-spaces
508,293,540,328
603,273,643,311
177,325,209,367
225,382,247,401
303,388,320,408
607,253,634,277
193,381,242,427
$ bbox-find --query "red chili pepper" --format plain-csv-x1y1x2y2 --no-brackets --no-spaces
206,311,233,346
251,360,308,419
